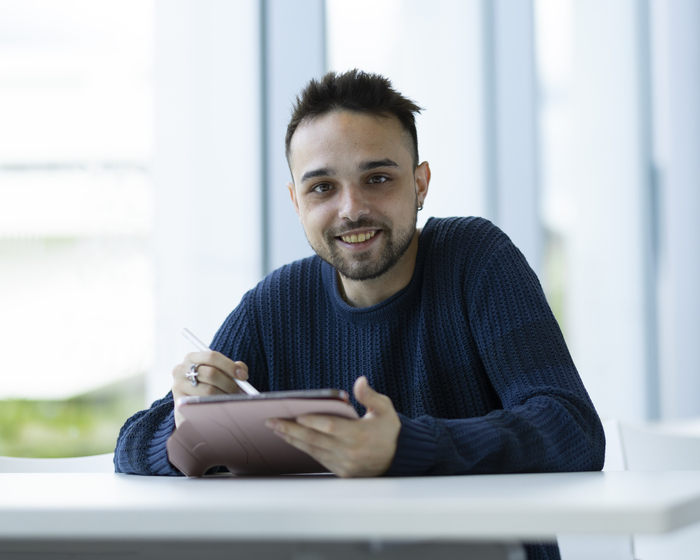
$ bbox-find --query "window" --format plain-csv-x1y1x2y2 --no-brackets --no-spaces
0,0,154,457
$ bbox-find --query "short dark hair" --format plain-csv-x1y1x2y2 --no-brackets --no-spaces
285,69,423,167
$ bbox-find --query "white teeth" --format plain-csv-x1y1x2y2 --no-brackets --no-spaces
341,230,376,244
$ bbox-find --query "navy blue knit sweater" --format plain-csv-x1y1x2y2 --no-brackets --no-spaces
115,217,605,560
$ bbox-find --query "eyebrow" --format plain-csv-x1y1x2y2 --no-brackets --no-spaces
300,167,333,184
300,159,400,184
360,158,400,172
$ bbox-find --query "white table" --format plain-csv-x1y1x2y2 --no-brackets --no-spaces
3,470,700,559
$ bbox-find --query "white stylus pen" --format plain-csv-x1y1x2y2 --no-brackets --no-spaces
181,327,260,395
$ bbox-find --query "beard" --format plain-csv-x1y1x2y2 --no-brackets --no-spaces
307,207,418,282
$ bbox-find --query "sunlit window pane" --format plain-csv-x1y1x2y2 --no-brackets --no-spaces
0,0,154,457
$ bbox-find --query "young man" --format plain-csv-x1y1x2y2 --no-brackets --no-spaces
115,70,604,559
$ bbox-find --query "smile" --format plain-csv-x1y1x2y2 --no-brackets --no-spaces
340,230,377,244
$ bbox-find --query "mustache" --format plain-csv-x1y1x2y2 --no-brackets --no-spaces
327,218,387,238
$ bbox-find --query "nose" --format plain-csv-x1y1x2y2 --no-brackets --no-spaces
338,185,370,222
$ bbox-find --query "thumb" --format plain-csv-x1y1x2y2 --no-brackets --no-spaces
353,376,390,414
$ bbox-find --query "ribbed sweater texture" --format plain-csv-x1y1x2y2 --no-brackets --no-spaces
115,217,605,560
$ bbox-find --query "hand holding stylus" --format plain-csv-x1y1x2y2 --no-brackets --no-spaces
171,328,258,427
180,329,259,395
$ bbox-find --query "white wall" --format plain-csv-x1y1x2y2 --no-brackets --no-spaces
150,0,263,402
651,0,700,419
566,0,653,421
264,0,324,272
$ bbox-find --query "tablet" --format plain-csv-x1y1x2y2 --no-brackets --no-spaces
166,389,359,477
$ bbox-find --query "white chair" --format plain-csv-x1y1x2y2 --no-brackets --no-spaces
620,420,700,470
644,417,700,437
0,452,115,473
618,420,700,560
557,418,636,560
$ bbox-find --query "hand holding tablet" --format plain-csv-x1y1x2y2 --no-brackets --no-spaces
167,389,359,476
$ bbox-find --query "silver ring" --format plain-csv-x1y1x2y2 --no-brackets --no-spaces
185,363,199,387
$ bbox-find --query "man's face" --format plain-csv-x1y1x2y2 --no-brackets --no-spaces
287,110,430,282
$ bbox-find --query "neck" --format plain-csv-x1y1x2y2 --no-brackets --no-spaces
338,230,420,308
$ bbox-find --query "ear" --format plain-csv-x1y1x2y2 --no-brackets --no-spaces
287,182,300,217
415,161,431,207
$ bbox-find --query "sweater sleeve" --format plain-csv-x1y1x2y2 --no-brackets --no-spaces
113,392,181,475
113,291,263,475
386,237,605,477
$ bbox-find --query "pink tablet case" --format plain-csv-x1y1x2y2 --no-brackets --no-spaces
166,392,359,477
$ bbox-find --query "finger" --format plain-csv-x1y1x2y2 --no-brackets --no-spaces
171,357,249,397
189,364,242,394
353,376,392,415
233,361,249,381
266,418,339,451
295,414,353,436
184,351,248,381
270,430,339,473
267,418,385,479
266,419,345,474
172,362,234,394
172,372,229,412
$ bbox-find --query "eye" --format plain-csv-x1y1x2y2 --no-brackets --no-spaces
311,182,333,194
367,175,390,185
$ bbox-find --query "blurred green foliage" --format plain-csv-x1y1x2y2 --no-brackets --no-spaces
0,375,145,458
